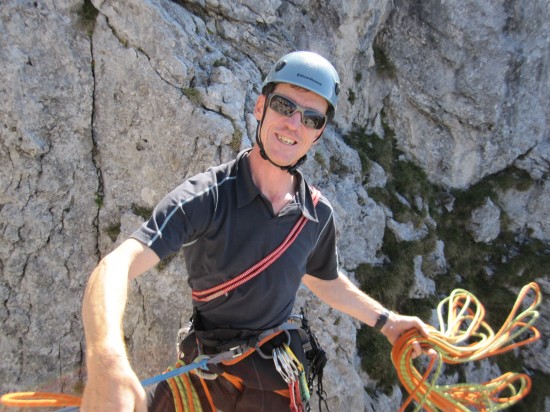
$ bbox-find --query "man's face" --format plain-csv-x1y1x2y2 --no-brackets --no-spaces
254,83,329,168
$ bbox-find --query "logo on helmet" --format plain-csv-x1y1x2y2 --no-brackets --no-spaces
296,72,322,87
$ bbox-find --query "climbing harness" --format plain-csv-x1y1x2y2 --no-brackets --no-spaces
392,282,541,412
183,309,320,412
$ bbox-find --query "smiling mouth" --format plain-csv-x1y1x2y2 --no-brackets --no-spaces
277,134,296,145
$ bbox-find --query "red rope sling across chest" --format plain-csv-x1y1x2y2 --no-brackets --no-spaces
191,187,321,303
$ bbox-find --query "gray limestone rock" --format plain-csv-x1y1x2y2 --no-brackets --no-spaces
500,180,550,241
468,197,501,243
380,1,550,189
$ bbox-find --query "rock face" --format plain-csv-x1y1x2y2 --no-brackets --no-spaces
1,0,98,393
1,1,548,411
381,1,550,189
468,198,501,243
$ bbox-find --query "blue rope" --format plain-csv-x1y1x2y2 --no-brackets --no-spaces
55,358,210,412
140,357,209,387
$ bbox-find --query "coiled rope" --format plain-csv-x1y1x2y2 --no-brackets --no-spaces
392,282,541,412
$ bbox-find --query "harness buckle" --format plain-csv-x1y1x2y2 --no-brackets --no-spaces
229,345,245,358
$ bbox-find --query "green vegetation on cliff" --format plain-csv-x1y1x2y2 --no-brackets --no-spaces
345,120,549,410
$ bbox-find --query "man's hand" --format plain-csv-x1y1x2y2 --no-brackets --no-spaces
380,312,437,358
81,352,147,412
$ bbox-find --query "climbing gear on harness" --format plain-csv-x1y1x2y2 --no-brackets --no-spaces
299,308,330,412
273,343,310,412
256,330,292,359
392,282,541,412
192,355,219,380
187,307,308,368
191,187,321,302
176,307,326,412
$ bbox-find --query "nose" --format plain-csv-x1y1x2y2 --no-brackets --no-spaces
285,111,302,129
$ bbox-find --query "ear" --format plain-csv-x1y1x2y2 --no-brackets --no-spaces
254,94,267,121
313,124,327,143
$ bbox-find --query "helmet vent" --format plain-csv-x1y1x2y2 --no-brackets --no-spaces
275,61,286,72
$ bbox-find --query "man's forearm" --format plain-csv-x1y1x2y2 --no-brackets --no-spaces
82,239,159,356
82,255,130,357
302,272,386,327
303,271,433,349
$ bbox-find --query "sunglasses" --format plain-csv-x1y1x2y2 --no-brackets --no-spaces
267,93,327,130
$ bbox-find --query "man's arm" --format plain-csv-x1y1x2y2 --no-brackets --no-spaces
81,238,160,412
302,271,432,355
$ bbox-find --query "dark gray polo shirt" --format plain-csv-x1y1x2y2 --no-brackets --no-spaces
132,150,338,330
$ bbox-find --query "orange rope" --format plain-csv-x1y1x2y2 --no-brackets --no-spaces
0,392,81,407
392,282,541,412
196,375,217,412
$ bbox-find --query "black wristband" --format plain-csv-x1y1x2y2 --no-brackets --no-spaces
374,308,390,331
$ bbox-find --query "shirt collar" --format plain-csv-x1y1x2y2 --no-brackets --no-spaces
296,172,319,222
236,149,260,209
236,149,319,222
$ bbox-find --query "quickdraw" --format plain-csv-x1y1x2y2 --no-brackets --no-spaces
392,282,541,412
299,308,329,412
272,343,310,412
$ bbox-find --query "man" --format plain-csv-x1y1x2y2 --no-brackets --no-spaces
81,51,431,411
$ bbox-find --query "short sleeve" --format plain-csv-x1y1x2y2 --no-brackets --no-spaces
131,177,214,260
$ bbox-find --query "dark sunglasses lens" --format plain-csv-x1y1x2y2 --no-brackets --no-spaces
269,94,326,130
270,95,296,116
303,111,326,129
